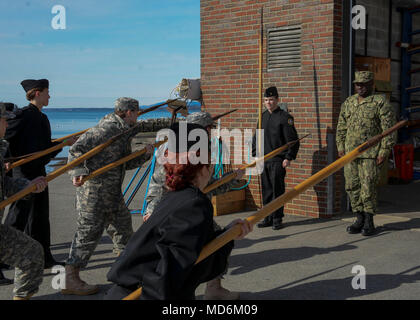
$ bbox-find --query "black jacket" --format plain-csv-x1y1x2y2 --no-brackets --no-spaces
252,107,300,162
106,185,234,300
5,104,61,178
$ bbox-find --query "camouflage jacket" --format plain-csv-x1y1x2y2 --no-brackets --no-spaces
336,94,396,159
0,139,30,222
145,142,241,215
68,113,151,206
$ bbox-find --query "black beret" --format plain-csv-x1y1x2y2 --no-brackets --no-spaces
264,86,279,98
167,122,208,153
21,79,49,92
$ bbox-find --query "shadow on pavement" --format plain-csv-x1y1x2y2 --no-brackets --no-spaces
241,267,420,300
230,233,389,276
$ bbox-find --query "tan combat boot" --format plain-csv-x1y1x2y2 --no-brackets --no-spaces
204,278,240,300
61,265,98,296
13,292,34,300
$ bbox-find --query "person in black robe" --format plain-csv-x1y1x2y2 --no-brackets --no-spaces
104,122,252,300
4,79,76,268
252,86,300,230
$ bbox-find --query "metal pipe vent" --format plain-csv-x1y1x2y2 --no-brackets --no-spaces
267,25,302,71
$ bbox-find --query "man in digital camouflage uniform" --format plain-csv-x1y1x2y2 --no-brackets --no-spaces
0,103,47,300
143,112,245,300
337,71,397,236
63,97,153,295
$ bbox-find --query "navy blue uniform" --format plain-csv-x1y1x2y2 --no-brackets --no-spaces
4,104,62,264
253,107,300,224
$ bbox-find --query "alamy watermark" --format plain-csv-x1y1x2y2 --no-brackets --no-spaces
51,5,66,30
351,265,366,290
352,5,366,30
155,122,265,175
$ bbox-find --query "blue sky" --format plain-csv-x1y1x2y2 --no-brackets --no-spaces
0,0,200,107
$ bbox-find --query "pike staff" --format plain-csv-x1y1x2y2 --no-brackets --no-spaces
10,99,179,170
203,134,310,194
123,119,407,300
0,121,148,211
80,139,168,184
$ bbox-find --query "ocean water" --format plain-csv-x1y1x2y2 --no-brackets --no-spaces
43,101,201,168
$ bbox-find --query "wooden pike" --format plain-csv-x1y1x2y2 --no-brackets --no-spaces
0,123,145,211
52,99,178,143
123,119,407,300
52,129,89,143
138,99,178,116
7,140,71,172
80,139,168,184
211,109,238,122
258,6,263,155
203,134,310,194
13,100,179,169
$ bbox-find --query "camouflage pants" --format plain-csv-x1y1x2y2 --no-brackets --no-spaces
0,224,44,298
344,158,380,215
67,203,133,269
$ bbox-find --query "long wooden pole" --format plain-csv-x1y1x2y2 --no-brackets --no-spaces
203,134,309,194
12,100,179,170
258,6,263,155
80,139,167,184
7,140,71,172
212,109,238,122
0,123,144,211
123,120,407,300
52,129,89,143
52,99,178,143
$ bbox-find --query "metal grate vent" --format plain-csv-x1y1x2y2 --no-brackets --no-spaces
267,25,302,71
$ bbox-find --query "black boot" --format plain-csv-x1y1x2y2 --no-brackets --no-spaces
361,213,375,236
272,218,284,230
258,216,273,228
346,212,365,234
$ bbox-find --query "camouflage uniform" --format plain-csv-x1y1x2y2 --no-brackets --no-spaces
67,99,151,268
336,72,397,214
0,138,44,298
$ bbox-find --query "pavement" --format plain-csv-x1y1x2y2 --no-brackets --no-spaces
1,162,420,300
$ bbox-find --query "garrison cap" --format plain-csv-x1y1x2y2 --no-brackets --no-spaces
114,97,139,112
264,86,279,98
21,79,49,92
0,103,16,119
186,112,214,127
353,71,374,84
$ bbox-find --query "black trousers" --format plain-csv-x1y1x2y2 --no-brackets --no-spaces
4,187,52,260
261,161,286,222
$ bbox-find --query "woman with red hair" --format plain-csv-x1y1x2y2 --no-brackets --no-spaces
105,123,251,300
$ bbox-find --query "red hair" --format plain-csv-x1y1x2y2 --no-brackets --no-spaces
163,150,210,191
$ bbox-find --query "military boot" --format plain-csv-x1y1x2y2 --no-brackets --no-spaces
361,213,375,236
61,265,99,296
346,212,365,234
13,292,34,300
203,278,240,300
257,216,273,228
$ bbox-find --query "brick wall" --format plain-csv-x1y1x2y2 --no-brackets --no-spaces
201,0,344,217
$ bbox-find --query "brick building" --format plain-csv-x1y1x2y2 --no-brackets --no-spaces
200,0,420,217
